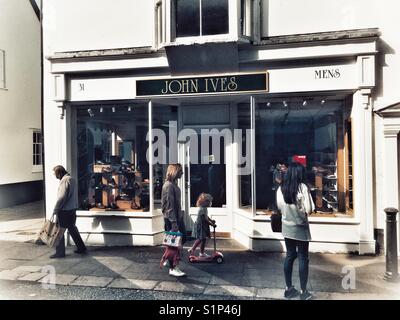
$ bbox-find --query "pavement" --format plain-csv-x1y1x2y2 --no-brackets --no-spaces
0,201,400,300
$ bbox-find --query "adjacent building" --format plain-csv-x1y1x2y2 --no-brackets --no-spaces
0,0,43,208
42,0,400,254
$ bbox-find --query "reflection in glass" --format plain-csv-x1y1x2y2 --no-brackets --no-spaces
202,0,229,36
176,0,200,37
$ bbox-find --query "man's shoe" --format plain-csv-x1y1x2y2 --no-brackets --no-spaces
169,267,186,277
50,253,65,259
300,290,313,300
284,286,300,299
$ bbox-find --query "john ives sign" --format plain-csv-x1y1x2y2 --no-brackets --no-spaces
136,72,268,97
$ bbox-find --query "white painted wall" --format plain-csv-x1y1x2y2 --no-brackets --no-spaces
0,0,42,184
43,0,154,54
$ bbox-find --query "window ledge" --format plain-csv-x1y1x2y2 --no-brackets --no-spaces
76,210,162,219
233,208,360,224
165,35,238,47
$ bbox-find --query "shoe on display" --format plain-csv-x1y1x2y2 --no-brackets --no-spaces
300,290,313,300
284,286,300,299
169,267,186,277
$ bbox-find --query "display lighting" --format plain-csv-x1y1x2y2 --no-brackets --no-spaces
112,106,116,112
128,106,132,112
283,101,288,107
266,102,271,107
87,108,94,117
302,100,308,106
100,107,103,113
321,100,326,105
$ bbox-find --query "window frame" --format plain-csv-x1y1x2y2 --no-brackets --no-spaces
32,130,43,172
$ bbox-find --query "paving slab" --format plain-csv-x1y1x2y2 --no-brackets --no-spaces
0,269,31,281
203,285,256,297
256,288,287,299
39,274,79,286
17,272,48,282
13,265,44,273
70,275,114,287
108,278,158,290
154,281,205,294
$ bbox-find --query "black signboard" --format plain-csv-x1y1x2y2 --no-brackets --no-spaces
136,72,268,97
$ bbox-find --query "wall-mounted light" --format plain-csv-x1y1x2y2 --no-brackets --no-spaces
87,108,94,117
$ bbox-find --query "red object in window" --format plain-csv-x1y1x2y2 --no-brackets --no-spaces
293,155,307,167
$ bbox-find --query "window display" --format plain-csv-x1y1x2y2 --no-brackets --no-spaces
237,98,352,216
76,104,149,212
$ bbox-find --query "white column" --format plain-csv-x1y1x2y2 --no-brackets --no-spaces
250,95,256,216
148,100,154,214
352,89,375,254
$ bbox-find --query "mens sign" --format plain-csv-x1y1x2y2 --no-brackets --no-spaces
136,72,268,97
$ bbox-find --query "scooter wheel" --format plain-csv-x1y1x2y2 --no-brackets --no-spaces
216,257,224,264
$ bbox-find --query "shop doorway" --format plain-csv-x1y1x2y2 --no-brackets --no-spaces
178,105,232,236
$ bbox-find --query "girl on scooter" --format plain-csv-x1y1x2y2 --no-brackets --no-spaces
188,193,216,257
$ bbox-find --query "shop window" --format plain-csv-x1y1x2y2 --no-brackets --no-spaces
253,99,352,216
175,0,229,37
32,130,43,168
0,49,5,89
76,105,149,212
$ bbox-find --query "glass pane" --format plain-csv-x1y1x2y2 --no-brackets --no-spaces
189,134,226,208
176,0,200,37
202,0,229,35
255,99,348,214
33,155,35,165
76,105,149,212
151,105,179,210
237,103,252,212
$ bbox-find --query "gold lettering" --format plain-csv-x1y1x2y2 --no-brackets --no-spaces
228,77,238,91
210,78,219,91
220,77,228,91
168,80,182,94
190,79,198,93
205,78,209,92
161,80,169,94
181,80,189,93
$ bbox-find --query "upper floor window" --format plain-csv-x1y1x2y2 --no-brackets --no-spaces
175,0,229,37
33,130,43,167
0,49,5,89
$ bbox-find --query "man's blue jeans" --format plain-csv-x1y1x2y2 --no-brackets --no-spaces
284,238,309,291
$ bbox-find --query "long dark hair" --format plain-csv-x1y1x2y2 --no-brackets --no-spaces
281,162,307,204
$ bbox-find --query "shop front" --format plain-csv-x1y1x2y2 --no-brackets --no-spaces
46,30,379,253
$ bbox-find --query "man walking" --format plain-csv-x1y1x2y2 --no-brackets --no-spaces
50,165,87,258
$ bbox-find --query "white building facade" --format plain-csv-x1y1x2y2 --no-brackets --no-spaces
42,0,400,254
0,0,43,208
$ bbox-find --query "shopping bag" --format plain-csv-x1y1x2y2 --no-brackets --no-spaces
38,214,66,247
162,231,183,248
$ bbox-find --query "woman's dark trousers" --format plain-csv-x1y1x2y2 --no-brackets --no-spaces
55,210,87,256
284,238,309,291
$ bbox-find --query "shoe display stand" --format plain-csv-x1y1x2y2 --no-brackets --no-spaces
89,163,148,213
